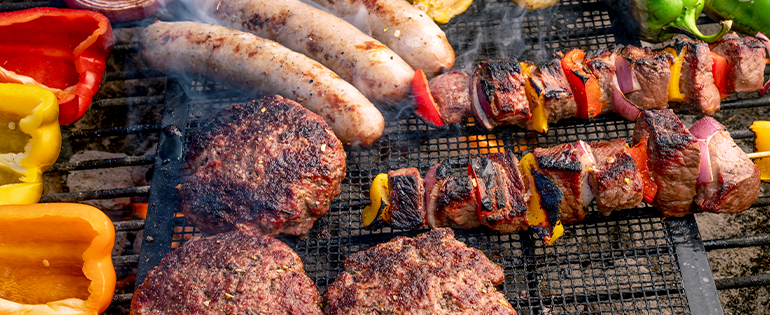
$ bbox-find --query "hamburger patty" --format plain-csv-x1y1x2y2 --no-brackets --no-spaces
179,95,347,236
130,230,323,315
324,228,517,315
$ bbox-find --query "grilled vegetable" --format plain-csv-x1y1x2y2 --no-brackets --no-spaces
0,203,116,315
521,62,548,133
362,173,390,228
562,49,603,119
519,153,564,246
611,0,731,43
710,52,730,99
514,0,558,10
409,0,473,24
704,0,770,37
626,134,657,203
0,84,61,205
750,120,770,182
413,68,446,128
663,46,687,102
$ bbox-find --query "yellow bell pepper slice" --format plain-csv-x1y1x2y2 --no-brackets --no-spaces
751,121,770,182
520,153,563,245
362,173,390,228
521,62,548,134
409,0,473,24
0,83,61,205
663,46,686,102
0,203,116,315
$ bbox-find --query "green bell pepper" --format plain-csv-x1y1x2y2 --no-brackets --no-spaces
704,0,770,36
612,0,732,43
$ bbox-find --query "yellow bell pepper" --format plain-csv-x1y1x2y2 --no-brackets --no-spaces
0,203,116,315
409,0,473,24
751,120,770,182
0,83,61,205
663,46,686,102
520,153,563,246
362,173,390,228
521,62,549,134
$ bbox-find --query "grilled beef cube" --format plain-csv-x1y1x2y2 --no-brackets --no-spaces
469,151,529,234
471,59,531,128
632,109,700,217
425,162,479,229
429,71,471,124
388,167,425,229
617,45,671,110
710,33,767,93
534,141,596,224
532,52,577,123
695,130,761,213
670,38,721,115
584,48,616,114
589,139,643,216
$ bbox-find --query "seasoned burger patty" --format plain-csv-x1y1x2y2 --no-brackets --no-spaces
131,230,323,315
324,228,517,315
180,95,346,236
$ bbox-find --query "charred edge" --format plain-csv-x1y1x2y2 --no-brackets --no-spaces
389,176,423,229
536,150,581,172
532,168,562,226
595,153,637,184
486,59,521,81
435,163,451,180
543,87,570,100
480,79,496,108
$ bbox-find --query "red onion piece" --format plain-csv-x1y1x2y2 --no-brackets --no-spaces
614,57,640,93
690,116,724,139
756,32,770,58
65,0,169,23
424,162,441,229
470,70,495,129
696,139,714,184
762,79,770,96
575,140,596,207
611,77,641,121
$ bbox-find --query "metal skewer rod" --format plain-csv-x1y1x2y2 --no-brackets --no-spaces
747,151,770,159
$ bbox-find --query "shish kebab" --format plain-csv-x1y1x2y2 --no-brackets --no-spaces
362,111,769,246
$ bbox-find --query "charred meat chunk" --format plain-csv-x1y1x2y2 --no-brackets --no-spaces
429,71,472,124
388,167,426,229
695,130,761,213
469,151,530,234
589,139,643,215
710,33,767,93
131,230,323,315
324,228,516,315
670,38,721,115
471,58,531,128
534,141,595,224
617,45,671,110
179,95,346,236
584,48,616,114
632,109,700,217
425,162,480,229
532,52,577,123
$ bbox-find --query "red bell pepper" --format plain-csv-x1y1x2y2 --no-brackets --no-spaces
0,7,115,125
710,52,730,99
562,49,602,119
627,135,657,203
412,68,445,128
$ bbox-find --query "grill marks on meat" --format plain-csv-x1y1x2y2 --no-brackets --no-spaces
388,167,426,229
425,163,480,229
584,49,616,114
324,228,516,315
131,230,323,315
617,45,671,110
473,59,531,127
535,52,577,123
534,142,593,224
710,33,767,93
429,71,472,124
695,130,761,213
633,109,700,217
589,139,643,215
670,39,720,115
470,152,530,234
180,96,346,236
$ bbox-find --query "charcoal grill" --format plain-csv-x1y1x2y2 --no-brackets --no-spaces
1,0,768,313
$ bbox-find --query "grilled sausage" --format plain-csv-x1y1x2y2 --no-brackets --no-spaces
188,0,414,108
310,0,455,78
140,21,384,146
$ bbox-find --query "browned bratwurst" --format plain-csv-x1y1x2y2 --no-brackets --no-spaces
140,21,384,146
310,0,455,78
188,0,414,108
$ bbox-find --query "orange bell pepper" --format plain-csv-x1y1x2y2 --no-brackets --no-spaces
710,52,730,99
627,135,657,203
412,68,445,128
0,203,115,315
562,49,602,119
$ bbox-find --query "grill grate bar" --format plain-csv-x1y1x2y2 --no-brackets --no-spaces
103,70,166,82
47,155,155,172
90,95,165,109
40,186,150,202
509,287,684,308
715,274,770,290
113,44,140,54
112,294,133,304
64,124,162,139
704,234,770,251
115,220,145,231
720,95,770,111
0,1,63,12
113,254,140,266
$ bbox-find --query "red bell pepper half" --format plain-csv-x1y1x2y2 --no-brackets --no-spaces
0,7,115,125
710,52,730,99
626,135,657,203
412,68,445,128
562,49,602,119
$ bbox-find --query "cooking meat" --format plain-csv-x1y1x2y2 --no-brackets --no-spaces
324,228,517,315
534,141,596,224
533,52,577,123
139,21,384,146
588,139,643,215
179,95,346,236
430,71,472,124
469,151,530,234
131,230,323,315
695,129,761,213
584,48,616,114
617,45,671,110
710,33,767,93
670,38,721,115
425,162,480,229
471,59,531,129
632,109,700,217
309,0,454,78
388,167,426,229
187,0,414,107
